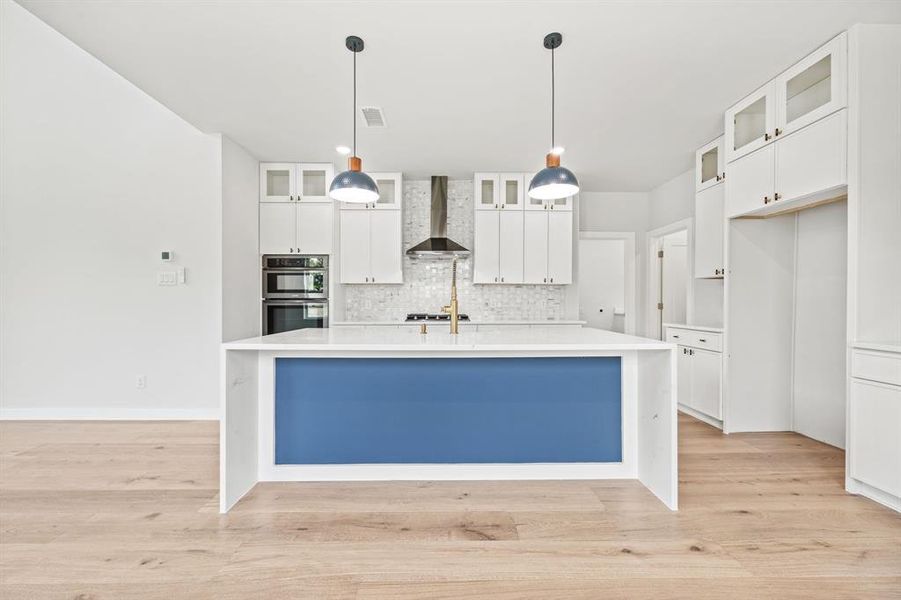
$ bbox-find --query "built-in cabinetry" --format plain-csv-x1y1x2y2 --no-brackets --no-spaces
849,346,901,506
666,325,723,426
473,172,573,285
339,173,403,284
259,163,335,254
725,33,847,219
694,135,725,278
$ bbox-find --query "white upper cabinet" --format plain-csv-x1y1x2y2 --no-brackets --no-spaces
295,203,333,255
260,163,296,202
775,33,847,137
523,211,549,284
725,144,775,218
259,202,296,254
694,183,725,278
372,173,402,210
338,173,403,284
368,210,402,283
474,173,500,210
338,210,370,283
547,211,573,285
726,81,777,163
500,173,524,210
498,211,524,283
473,211,501,283
774,105,847,203
696,136,725,191
296,163,334,202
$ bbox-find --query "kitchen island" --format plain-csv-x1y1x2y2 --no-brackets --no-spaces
221,326,678,512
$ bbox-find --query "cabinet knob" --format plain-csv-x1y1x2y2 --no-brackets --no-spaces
699,338,707,343
550,277,554,283
543,277,547,283
550,204,555,210
372,277,375,283
775,128,782,137
289,248,294,253
689,349,694,355
673,335,680,339
764,196,771,204
721,172,726,180
494,277,498,282
715,174,721,181
501,277,504,282
764,132,772,141
365,277,369,282
774,193,781,201
495,204,498,209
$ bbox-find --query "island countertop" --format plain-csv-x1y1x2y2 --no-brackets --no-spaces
223,325,675,353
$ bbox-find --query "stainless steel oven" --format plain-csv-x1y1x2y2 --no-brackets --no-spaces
262,299,328,335
262,255,328,300
262,255,329,334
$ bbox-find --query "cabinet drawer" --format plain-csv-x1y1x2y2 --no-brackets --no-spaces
665,328,722,352
852,349,901,387
689,331,722,352
849,379,901,497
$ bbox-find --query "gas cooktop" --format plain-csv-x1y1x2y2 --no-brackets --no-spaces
405,313,471,322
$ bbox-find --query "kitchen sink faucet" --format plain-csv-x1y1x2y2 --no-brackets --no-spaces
441,257,460,334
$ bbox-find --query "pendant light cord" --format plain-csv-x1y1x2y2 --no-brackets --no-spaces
551,46,555,150
353,49,357,156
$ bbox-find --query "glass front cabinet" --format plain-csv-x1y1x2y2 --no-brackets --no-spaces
695,135,725,192
259,163,335,203
725,32,847,164
474,173,500,210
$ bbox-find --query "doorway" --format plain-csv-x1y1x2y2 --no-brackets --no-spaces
647,220,693,340
578,232,636,334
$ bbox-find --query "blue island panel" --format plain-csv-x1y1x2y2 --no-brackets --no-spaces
275,357,621,464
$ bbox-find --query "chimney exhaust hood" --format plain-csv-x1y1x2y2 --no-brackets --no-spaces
405,176,471,259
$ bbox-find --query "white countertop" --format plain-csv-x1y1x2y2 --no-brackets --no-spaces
663,323,724,334
224,325,674,352
331,320,587,327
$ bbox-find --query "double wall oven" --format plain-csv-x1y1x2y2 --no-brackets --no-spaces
262,255,329,335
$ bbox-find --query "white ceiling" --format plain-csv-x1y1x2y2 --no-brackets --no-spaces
17,0,901,191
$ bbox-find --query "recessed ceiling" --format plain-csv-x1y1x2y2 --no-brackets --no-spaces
17,0,901,191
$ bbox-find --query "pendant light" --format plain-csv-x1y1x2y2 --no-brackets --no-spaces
329,35,379,204
528,32,580,200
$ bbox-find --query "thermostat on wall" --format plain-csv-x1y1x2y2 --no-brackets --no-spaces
161,251,174,262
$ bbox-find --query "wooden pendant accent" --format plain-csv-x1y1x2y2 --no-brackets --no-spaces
545,153,560,168
349,156,362,172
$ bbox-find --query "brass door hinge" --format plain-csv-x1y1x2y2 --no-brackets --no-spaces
658,250,664,258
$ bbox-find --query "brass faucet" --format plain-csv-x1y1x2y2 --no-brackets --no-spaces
441,257,460,334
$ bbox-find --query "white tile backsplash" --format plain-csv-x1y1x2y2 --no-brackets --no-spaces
343,179,567,322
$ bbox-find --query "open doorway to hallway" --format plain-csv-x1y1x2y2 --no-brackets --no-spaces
647,220,693,340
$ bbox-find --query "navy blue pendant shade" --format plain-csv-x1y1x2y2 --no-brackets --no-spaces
528,165,579,200
329,166,379,204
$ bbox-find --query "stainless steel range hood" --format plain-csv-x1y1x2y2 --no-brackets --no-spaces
405,176,470,259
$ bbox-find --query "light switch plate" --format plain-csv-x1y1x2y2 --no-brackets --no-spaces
157,271,177,286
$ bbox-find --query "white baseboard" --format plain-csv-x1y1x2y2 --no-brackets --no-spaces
260,462,633,482
846,477,901,513
0,407,219,421
678,404,723,429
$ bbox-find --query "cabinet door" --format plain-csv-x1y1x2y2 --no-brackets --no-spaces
339,210,370,283
370,173,402,210
546,211,572,285
725,80,777,163
500,173,524,210
691,349,722,420
696,136,725,192
524,173,547,211
694,183,725,278
369,210,402,284
849,380,901,497
473,210,500,283
677,347,693,410
260,163,296,202
498,210,524,283
259,203,296,254
297,163,334,202
548,195,574,211
774,109,846,204
474,173,500,211
523,212,548,283
725,144,775,218
776,32,847,137
296,202,333,254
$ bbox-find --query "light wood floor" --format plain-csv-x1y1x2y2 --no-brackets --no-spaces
1,414,899,599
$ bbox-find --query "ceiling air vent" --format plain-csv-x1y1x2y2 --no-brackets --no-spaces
359,106,386,127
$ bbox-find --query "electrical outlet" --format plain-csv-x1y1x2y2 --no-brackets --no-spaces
136,375,146,389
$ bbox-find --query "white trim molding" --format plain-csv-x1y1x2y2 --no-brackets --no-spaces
0,407,219,420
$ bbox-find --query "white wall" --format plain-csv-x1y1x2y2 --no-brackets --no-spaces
221,136,260,341
793,201,847,448
0,1,222,418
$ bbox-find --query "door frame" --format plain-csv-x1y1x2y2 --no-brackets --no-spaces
578,231,637,335
646,218,695,340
